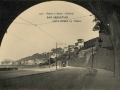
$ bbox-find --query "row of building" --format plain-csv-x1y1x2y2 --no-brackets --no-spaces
62,37,99,56
0,37,99,66
0,58,48,66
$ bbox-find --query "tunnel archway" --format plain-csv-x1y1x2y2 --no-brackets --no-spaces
1,0,120,79
0,0,115,43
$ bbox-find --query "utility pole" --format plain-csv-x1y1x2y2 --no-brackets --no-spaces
56,42,57,70
92,39,93,69
49,50,50,68
61,50,63,69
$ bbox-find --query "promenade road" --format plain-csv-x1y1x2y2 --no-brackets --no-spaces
0,66,120,90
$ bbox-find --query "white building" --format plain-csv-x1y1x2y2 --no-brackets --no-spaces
63,47,68,53
77,39,84,49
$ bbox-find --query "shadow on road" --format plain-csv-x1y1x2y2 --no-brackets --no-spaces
0,67,89,90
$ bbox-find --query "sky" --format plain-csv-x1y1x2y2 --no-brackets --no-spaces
0,1,99,61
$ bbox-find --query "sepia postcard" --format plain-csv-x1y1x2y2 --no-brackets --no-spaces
0,0,120,90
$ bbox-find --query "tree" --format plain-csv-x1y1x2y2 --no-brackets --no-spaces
49,58,55,64
51,48,63,55
93,17,100,31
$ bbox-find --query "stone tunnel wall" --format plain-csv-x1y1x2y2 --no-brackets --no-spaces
107,11,120,79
